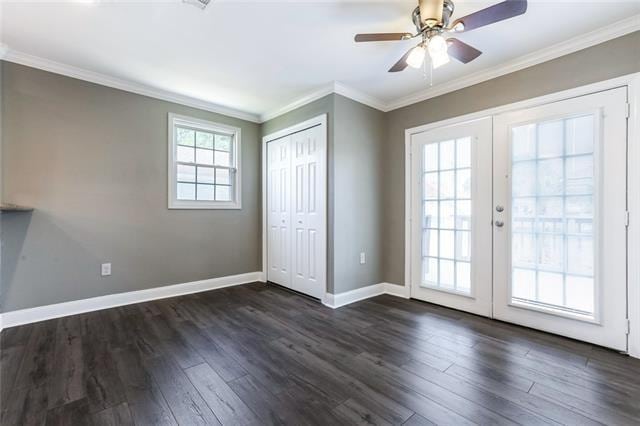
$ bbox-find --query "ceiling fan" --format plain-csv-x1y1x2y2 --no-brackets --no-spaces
355,0,527,72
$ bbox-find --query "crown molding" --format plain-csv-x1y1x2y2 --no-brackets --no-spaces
259,81,387,122
385,14,640,111
3,15,638,123
332,82,387,112
259,15,640,119
3,46,385,124
259,83,336,123
1,49,261,123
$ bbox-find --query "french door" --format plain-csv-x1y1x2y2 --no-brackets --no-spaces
266,124,326,300
409,88,629,350
493,88,628,350
410,118,493,317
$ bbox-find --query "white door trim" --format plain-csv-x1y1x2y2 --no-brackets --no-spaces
628,74,640,359
405,73,639,136
263,115,328,144
405,72,640,358
261,114,328,297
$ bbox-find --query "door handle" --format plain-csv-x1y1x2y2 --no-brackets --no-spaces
496,205,504,212
495,220,504,227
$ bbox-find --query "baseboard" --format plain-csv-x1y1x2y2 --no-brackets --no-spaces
0,271,264,330
384,282,411,299
322,282,408,309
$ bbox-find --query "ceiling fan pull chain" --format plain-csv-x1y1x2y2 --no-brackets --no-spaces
429,58,434,87
421,55,434,87
422,57,427,80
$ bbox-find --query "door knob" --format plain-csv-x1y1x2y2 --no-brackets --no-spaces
495,220,504,227
496,205,504,212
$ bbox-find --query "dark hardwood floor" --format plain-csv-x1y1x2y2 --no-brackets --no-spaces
2,282,640,425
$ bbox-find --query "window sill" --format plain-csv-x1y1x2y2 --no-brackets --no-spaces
168,200,242,210
0,203,34,212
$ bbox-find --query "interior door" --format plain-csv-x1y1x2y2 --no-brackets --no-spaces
266,124,326,299
291,126,326,299
493,88,628,350
267,135,291,287
410,117,493,317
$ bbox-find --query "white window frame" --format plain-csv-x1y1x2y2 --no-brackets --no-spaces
168,113,242,209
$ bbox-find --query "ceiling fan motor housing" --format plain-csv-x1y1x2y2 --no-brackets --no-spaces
413,0,455,32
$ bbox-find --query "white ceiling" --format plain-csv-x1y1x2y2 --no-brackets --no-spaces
2,0,639,120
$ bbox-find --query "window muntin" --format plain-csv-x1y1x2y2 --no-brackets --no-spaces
175,127,234,202
510,114,596,316
169,114,241,209
421,137,472,294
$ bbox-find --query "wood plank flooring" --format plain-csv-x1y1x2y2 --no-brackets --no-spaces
2,282,640,425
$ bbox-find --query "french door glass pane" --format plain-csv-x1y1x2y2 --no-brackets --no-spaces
421,137,472,294
510,114,596,316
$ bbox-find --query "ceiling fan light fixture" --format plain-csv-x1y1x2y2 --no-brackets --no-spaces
354,0,527,73
427,35,448,56
406,45,427,69
427,34,450,68
430,51,450,68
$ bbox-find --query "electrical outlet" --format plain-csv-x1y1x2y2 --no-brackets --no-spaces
101,263,112,276
360,252,366,265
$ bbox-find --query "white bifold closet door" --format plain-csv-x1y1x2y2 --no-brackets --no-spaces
267,125,326,299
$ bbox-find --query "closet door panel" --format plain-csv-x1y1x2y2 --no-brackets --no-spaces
291,126,325,299
266,136,291,287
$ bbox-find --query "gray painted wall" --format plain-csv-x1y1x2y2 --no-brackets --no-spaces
383,31,640,285
332,94,385,293
1,62,261,311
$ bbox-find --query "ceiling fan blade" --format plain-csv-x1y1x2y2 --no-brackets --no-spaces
451,0,527,32
354,33,412,42
447,38,482,63
388,47,414,73
419,0,444,27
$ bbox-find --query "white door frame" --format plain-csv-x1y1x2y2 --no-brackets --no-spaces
262,114,328,297
405,72,640,358
492,88,627,350
409,117,493,317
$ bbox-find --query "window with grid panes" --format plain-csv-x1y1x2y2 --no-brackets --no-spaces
168,114,241,209
510,114,596,315
422,137,472,294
